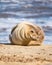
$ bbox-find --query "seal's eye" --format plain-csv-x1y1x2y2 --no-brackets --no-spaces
30,30,34,33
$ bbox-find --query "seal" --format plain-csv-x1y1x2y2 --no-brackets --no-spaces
9,22,44,46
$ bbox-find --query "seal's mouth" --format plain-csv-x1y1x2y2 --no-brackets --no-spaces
30,35,37,41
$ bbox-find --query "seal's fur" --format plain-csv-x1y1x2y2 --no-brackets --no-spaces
9,22,44,46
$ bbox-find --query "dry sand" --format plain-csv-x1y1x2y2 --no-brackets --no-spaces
0,44,52,65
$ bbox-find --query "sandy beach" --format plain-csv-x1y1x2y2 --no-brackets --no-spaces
0,0,52,65
0,44,52,65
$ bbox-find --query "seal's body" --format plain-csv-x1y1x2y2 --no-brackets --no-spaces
9,22,44,46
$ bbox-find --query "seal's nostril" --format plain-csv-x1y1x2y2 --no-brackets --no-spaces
37,36,40,39
37,37,39,39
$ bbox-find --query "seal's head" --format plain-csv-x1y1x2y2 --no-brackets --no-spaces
24,22,44,44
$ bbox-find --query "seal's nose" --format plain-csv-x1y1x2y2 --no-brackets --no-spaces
37,36,40,38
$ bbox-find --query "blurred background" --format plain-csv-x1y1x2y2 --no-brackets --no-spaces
0,0,52,44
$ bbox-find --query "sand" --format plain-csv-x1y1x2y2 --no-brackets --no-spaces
0,44,52,65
